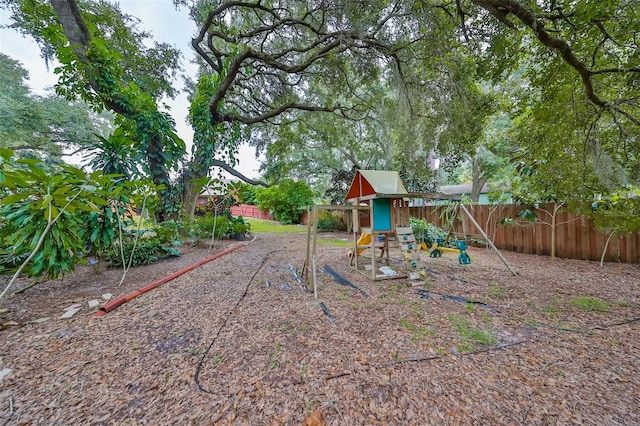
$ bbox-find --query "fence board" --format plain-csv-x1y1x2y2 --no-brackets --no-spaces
579,219,591,260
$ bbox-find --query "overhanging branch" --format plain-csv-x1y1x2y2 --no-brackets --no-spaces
210,159,271,187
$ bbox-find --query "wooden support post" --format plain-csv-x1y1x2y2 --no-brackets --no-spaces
303,205,313,284
312,254,318,299
459,203,518,276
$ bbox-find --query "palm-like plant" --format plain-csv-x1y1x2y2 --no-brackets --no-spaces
85,131,139,179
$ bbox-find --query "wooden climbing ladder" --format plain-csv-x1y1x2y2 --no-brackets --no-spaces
395,227,425,282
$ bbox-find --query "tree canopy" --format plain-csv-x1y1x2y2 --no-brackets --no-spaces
0,53,113,167
2,0,638,220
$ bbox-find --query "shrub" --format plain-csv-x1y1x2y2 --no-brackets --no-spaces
227,215,251,239
255,179,314,224
184,215,230,245
153,219,183,245
317,210,347,232
409,217,446,246
106,239,179,267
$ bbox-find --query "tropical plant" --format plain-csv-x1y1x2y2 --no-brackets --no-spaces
0,150,119,298
226,215,251,240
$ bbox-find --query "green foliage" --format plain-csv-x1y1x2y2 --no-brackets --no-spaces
255,179,314,224
0,153,116,280
4,0,185,220
228,181,256,205
449,314,497,349
0,53,114,166
184,215,230,245
194,194,236,217
570,296,610,313
589,187,640,235
409,217,446,246
227,215,251,239
106,238,180,267
317,210,346,232
153,220,183,245
82,190,129,261
323,168,356,205
84,129,139,178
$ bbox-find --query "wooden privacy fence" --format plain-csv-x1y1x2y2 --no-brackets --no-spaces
409,203,640,264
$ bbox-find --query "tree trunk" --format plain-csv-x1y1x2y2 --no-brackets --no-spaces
51,0,178,221
470,156,487,203
183,181,202,219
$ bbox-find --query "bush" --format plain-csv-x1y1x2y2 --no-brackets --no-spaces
227,215,251,240
317,210,347,232
409,217,447,246
184,215,230,245
106,239,180,267
255,179,314,224
153,219,183,245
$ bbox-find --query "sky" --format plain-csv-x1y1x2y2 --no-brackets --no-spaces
0,0,261,179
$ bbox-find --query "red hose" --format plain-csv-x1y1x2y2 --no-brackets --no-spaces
94,242,246,316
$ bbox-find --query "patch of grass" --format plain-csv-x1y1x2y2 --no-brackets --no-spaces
246,219,303,233
336,289,349,300
570,296,610,313
524,317,541,327
410,301,423,318
539,297,562,314
488,284,505,299
388,282,402,296
456,343,474,353
398,317,435,342
449,314,497,348
317,238,352,247
269,342,282,368
391,351,404,362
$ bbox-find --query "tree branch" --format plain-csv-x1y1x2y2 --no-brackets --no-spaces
210,159,271,187
471,0,640,125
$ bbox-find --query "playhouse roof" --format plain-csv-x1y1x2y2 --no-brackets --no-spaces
345,170,409,201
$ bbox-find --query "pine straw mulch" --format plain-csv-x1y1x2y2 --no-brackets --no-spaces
0,231,639,425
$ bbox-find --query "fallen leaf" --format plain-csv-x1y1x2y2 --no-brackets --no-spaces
304,409,326,426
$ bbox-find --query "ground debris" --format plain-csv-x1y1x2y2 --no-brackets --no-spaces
0,233,638,424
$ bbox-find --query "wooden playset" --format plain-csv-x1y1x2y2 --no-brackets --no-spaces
303,170,516,298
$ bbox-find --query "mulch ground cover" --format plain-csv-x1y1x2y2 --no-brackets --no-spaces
1,231,638,425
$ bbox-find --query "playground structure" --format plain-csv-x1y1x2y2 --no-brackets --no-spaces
303,170,517,298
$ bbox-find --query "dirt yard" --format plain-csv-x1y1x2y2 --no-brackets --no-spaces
0,231,638,425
